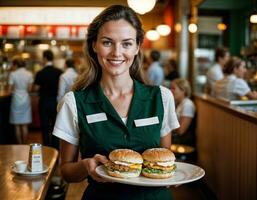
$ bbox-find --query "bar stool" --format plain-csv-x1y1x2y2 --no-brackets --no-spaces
170,144,196,162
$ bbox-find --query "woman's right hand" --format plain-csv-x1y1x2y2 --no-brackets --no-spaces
80,154,109,182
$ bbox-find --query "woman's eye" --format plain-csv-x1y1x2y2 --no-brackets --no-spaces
122,42,132,48
102,41,112,46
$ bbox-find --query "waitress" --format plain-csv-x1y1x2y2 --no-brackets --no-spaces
8,56,33,144
53,5,179,200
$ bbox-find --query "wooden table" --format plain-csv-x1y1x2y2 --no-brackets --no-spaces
0,145,58,200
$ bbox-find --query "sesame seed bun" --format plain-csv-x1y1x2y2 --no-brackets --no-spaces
142,148,175,162
141,148,176,179
109,149,143,164
105,149,143,179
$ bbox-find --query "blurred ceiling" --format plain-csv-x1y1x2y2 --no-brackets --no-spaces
0,0,169,10
0,0,172,30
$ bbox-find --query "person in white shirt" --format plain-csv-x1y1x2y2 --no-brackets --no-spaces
171,78,196,146
214,56,257,100
147,50,164,86
57,58,78,102
8,56,33,144
206,47,230,94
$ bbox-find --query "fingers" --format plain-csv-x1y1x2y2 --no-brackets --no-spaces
94,154,109,165
84,155,109,183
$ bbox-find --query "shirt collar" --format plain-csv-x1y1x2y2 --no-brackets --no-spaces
45,61,53,67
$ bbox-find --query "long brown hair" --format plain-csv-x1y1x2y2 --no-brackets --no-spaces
72,5,146,91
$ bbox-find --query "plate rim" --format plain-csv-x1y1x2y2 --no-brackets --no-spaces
95,161,205,187
11,164,49,176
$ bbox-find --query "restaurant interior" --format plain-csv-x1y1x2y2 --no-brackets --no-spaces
0,0,256,200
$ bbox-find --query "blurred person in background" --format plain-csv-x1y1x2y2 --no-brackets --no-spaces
163,58,179,88
57,58,78,102
205,47,230,94
8,56,33,144
164,59,179,81
33,50,62,149
171,78,196,146
147,49,164,85
213,56,257,100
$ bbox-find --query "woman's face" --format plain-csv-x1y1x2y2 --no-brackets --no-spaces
170,82,185,103
234,61,246,78
93,19,139,78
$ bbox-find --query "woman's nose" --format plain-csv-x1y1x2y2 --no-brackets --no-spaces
112,44,122,56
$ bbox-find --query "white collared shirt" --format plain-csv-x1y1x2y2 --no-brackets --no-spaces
57,68,78,102
206,63,224,93
214,74,251,100
53,86,179,145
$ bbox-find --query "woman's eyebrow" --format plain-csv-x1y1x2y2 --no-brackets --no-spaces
100,37,136,42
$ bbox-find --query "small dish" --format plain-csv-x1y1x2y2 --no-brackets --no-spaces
11,164,49,176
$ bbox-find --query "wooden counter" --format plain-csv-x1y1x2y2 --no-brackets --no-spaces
194,94,257,200
0,145,58,200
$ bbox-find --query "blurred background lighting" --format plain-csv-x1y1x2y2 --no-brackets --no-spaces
127,0,156,15
217,23,227,31
250,13,257,23
146,29,160,41
188,23,198,33
156,24,171,36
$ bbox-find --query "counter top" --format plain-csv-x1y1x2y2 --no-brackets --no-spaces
0,145,58,200
194,94,257,123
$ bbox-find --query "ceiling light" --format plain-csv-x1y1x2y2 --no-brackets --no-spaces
156,24,171,36
250,12,257,23
127,0,156,15
174,23,182,33
146,29,160,41
188,23,198,33
217,23,227,31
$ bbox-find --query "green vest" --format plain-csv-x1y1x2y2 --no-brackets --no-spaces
74,80,172,200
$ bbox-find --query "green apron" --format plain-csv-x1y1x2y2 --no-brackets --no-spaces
74,80,173,200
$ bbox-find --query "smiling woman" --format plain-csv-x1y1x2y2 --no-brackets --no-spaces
52,5,179,200
92,19,139,78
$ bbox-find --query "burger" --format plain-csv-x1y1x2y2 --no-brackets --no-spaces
142,148,176,179
105,149,143,178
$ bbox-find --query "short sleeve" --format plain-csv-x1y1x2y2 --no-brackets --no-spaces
180,99,195,118
53,91,79,145
233,79,251,97
160,86,180,137
57,75,66,102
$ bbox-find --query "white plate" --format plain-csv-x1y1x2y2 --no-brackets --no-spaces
96,162,205,187
11,165,49,176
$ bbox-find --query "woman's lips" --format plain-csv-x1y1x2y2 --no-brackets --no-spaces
107,59,125,65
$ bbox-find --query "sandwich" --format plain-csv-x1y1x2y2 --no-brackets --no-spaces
105,149,143,178
142,148,176,179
